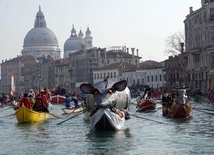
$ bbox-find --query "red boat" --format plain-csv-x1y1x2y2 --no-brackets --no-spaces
136,99,156,112
162,101,192,118
51,95,66,104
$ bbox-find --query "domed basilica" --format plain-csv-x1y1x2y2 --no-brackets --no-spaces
21,6,93,60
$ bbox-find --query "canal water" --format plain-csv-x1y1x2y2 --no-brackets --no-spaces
0,98,213,155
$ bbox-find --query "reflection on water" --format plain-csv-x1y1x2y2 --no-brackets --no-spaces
86,128,133,155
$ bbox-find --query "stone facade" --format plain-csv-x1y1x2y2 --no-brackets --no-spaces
184,1,214,91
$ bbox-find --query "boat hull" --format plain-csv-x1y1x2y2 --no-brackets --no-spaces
90,108,125,131
162,102,192,118
136,100,156,112
51,95,66,104
61,107,83,114
15,106,49,123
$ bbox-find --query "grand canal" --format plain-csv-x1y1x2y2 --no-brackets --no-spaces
0,98,213,155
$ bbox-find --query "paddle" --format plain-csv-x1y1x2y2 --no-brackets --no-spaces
0,113,15,118
192,107,214,116
66,108,77,118
56,111,84,125
129,113,165,124
49,112,62,119
3,106,13,111
131,98,139,105
137,101,156,109
148,107,163,116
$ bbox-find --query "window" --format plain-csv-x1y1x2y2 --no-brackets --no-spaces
210,9,214,20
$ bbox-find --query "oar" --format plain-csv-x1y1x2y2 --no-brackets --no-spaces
148,107,163,116
49,112,62,119
0,113,15,118
129,113,165,124
193,107,214,112
192,107,214,116
67,108,77,118
155,101,165,105
137,101,156,109
131,98,139,105
56,111,84,125
3,106,13,111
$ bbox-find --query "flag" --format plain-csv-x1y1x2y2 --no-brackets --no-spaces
11,71,15,96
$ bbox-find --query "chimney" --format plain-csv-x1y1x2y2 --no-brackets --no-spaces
93,47,97,51
127,48,129,54
136,49,139,56
180,42,184,53
189,7,193,14
104,48,107,65
131,48,135,58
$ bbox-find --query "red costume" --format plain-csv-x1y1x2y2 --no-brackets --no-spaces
19,97,32,109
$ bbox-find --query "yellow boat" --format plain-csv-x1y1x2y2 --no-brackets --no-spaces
15,105,49,123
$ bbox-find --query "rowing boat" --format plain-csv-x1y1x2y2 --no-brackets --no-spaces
136,99,156,112
61,106,83,115
51,95,66,104
15,105,49,123
162,101,192,118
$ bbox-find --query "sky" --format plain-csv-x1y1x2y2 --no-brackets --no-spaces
0,0,201,63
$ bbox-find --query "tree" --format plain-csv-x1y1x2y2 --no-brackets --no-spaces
164,30,185,56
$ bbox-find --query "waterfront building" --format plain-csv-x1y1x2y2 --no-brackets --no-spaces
68,47,141,86
184,0,214,91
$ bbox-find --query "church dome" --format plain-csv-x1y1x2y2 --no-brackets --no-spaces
23,27,58,47
64,37,84,51
64,25,84,52
22,6,61,60
23,6,58,47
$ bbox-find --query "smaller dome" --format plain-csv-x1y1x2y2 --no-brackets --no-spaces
64,37,84,51
64,25,85,52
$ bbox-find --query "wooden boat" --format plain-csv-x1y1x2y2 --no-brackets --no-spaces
162,88,192,118
136,99,156,112
51,95,66,104
61,106,83,115
162,101,192,118
15,105,49,123
90,108,125,131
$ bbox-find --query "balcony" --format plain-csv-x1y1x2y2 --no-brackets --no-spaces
190,47,201,55
207,43,214,52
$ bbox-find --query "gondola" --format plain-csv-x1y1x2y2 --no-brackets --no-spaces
90,108,125,131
